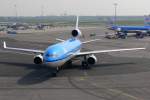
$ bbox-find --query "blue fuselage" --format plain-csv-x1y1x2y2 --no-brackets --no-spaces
43,38,81,67
110,25,150,32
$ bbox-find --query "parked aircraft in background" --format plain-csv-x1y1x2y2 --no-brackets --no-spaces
0,22,29,30
108,15,150,39
3,16,145,76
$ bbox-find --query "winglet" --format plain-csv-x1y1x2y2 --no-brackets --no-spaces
3,41,6,48
75,16,79,29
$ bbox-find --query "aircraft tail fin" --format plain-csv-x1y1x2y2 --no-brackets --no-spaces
106,17,116,29
106,18,115,27
70,16,82,38
75,16,79,29
144,15,150,26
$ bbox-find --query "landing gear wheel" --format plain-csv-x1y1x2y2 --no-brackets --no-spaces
148,32,150,36
56,67,60,72
136,32,144,39
81,61,90,69
120,35,127,39
67,60,72,68
52,72,57,77
51,67,59,77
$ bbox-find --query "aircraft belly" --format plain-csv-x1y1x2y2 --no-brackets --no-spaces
44,54,75,68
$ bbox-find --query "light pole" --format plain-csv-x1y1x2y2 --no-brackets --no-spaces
114,3,118,25
14,4,18,17
41,5,44,16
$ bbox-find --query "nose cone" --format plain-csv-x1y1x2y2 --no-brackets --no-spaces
43,45,66,67
44,50,58,62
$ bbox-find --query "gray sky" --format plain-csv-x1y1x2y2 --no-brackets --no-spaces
0,0,149,16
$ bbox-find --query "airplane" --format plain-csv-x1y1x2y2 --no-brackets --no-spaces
2,16,146,76
0,22,29,30
108,15,150,39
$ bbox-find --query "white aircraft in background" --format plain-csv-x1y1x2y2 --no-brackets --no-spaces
3,16,145,76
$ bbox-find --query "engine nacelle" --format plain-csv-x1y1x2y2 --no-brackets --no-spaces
117,27,121,31
87,55,97,65
71,29,82,37
34,54,43,64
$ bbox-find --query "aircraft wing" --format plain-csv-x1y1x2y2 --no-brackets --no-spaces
3,41,44,54
75,48,145,56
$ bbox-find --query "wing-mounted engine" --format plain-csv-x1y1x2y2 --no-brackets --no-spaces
116,27,122,32
87,54,97,65
71,29,82,37
34,54,43,64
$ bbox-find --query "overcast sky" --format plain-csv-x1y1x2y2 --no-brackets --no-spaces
0,0,149,16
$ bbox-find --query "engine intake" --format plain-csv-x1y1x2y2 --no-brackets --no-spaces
34,54,43,64
117,28,121,31
71,29,82,37
87,55,97,65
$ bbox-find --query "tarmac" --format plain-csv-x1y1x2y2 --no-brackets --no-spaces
0,26,150,100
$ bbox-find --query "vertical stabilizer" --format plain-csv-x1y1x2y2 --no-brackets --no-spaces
106,17,116,30
75,16,79,29
107,17,116,27
71,16,82,37
144,15,150,26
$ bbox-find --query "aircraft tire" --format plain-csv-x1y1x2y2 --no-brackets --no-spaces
51,68,59,77
67,60,72,66
136,32,144,39
81,61,90,69
52,72,57,77
140,34,144,38
120,35,127,39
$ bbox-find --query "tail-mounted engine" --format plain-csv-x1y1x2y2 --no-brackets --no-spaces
71,29,82,37
87,55,97,65
34,54,43,64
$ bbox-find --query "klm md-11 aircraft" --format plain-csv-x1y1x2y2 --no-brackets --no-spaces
108,16,150,39
3,16,145,76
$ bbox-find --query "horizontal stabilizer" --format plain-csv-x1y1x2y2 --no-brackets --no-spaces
56,38,65,42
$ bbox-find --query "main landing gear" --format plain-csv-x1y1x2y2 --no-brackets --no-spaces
136,32,144,39
51,67,59,77
81,56,91,69
117,32,127,39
